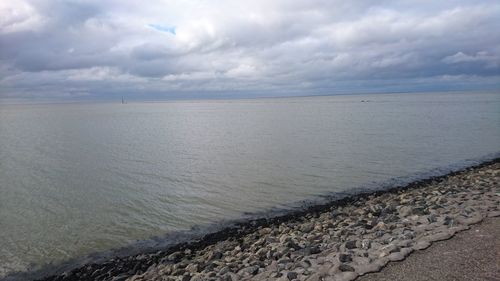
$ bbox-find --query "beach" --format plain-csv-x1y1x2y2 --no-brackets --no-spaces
30,159,499,281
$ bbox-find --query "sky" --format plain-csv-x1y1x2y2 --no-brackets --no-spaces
1,0,499,101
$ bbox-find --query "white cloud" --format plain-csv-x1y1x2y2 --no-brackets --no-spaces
0,0,46,33
443,51,500,68
0,0,499,100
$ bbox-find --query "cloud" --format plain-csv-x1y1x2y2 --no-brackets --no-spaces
0,0,499,100
443,51,500,67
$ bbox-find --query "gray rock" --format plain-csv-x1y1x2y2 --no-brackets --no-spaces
444,216,456,226
287,271,298,280
427,214,438,223
238,265,259,276
339,254,352,263
219,266,230,275
361,239,371,250
111,274,129,281
186,263,199,273
345,240,357,249
300,223,314,233
305,273,321,281
339,264,355,272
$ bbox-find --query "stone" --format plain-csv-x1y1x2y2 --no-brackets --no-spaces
287,271,298,280
238,265,259,276
398,206,412,217
300,223,314,233
443,216,455,226
373,222,388,231
339,264,355,272
339,254,352,263
361,239,371,250
345,240,357,249
111,274,129,281
185,263,199,273
305,273,321,281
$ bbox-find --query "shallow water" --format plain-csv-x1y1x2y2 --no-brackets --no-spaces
0,91,499,277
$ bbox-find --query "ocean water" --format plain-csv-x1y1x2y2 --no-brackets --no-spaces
0,91,499,278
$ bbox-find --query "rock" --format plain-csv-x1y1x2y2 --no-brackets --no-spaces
238,265,259,276
300,223,314,233
443,216,455,226
167,252,182,262
185,263,199,273
379,244,400,257
219,266,230,275
413,240,431,251
111,274,129,281
361,239,371,250
388,252,405,261
339,254,352,263
373,222,388,231
487,211,500,217
426,214,437,223
339,264,355,272
279,234,291,244
259,227,272,235
303,246,321,255
255,247,267,257
345,240,357,249
190,273,206,281
287,271,298,280
398,206,412,217
305,273,321,281
298,260,311,268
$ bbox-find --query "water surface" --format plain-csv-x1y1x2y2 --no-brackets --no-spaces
0,91,499,277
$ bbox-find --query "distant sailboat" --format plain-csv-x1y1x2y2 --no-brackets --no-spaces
121,96,126,104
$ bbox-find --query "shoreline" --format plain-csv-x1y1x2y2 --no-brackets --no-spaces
5,157,499,281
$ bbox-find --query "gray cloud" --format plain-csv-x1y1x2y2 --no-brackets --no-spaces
0,0,499,100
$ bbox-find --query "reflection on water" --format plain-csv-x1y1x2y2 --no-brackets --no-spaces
0,91,499,277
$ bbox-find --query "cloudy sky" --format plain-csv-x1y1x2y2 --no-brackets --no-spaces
1,0,499,101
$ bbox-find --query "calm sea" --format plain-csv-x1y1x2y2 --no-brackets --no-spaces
0,91,499,278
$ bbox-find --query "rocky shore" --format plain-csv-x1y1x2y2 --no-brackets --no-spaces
35,159,499,281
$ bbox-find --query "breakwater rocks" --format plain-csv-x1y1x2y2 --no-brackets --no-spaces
37,160,499,281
